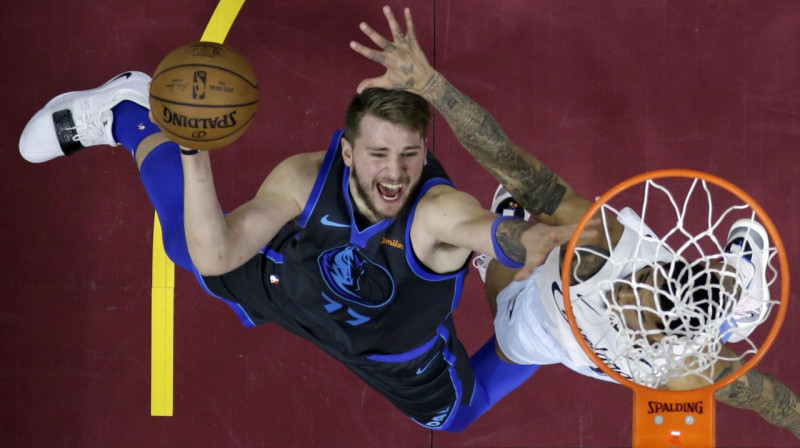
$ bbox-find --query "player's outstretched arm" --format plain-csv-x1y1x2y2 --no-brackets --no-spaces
350,6,595,229
414,186,593,280
668,346,800,439
714,359,800,439
181,151,314,276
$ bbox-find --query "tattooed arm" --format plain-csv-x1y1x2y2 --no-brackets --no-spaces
667,346,800,439
350,6,606,235
714,354,800,439
418,73,577,223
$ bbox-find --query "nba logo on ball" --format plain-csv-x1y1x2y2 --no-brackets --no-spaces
192,71,207,100
149,41,259,150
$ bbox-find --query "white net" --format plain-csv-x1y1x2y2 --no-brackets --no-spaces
568,174,781,389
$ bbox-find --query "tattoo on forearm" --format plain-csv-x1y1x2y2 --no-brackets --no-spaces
716,369,800,437
496,219,529,264
422,74,566,216
420,73,445,102
516,169,566,216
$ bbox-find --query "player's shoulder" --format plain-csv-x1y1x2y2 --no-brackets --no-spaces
410,184,477,272
279,150,326,172
418,183,476,208
257,151,325,201
414,185,488,230
268,151,325,184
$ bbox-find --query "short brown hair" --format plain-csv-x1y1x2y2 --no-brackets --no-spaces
344,88,431,142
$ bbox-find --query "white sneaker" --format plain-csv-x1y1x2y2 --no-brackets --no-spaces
19,71,151,163
721,218,771,343
491,185,530,220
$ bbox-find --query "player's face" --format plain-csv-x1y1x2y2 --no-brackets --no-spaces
342,114,427,223
609,266,664,339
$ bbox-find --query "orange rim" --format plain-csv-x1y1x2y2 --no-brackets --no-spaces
561,168,790,396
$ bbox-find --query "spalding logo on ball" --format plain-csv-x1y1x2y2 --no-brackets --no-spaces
149,41,258,150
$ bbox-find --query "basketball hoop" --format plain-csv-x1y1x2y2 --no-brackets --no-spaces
561,169,789,447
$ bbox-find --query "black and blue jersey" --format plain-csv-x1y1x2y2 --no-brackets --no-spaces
202,130,474,428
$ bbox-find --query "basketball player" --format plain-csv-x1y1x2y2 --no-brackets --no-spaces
17,6,608,431
351,6,799,438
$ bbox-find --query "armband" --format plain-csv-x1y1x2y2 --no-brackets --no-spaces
491,216,524,269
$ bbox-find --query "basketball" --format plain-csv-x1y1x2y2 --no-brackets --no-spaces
149,41,258,150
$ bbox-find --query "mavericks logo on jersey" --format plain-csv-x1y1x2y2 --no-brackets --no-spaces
318,245,396,308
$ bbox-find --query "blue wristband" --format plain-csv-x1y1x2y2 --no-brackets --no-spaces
491,216,524,269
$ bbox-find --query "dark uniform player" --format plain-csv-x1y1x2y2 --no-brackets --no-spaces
19,8,582,432
202,130,476,427
20,81,577,431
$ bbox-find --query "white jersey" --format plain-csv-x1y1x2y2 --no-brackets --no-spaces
494,208,674,383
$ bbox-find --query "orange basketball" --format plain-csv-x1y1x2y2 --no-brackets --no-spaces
149,41,258,150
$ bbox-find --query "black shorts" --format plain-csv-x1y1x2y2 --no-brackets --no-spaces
201,253,476,428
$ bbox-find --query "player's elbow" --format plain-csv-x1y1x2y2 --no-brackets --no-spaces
190,251,239,276
186,242,239,276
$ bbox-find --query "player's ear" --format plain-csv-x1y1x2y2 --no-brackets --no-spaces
341,137,354,167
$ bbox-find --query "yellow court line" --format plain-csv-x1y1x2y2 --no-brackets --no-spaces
150,0,247,417
151,214,174,416
201,0,247,43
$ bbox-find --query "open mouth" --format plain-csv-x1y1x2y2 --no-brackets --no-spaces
377,182,403,202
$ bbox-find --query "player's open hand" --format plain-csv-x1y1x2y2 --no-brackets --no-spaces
350,6,436,94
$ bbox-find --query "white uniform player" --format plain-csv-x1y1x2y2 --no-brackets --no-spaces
493,207,666,382
493,207,767,385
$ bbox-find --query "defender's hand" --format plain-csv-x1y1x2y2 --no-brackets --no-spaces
350,6,437,94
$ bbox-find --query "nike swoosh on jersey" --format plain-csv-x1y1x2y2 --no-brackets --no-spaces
320,215,350,228
507,296,517,319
